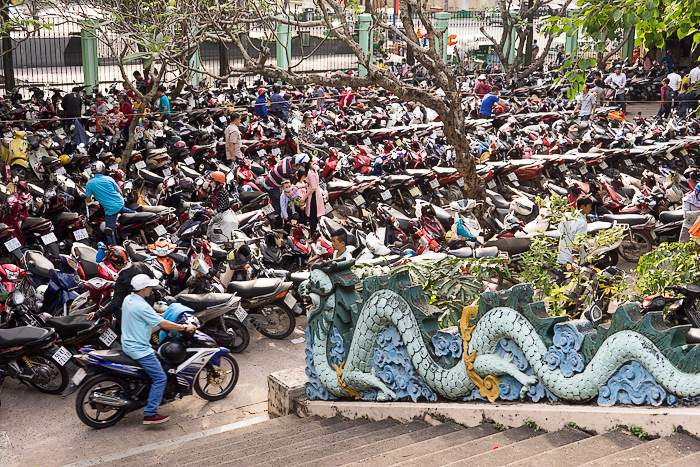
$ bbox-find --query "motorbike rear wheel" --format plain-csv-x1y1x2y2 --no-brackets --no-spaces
206,316,250,353
194,353,239,401
27,353,69,394
254,303,296,339
618,231,653,263
75,375,128,429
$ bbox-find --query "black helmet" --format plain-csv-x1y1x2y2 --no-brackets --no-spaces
303,111,313,120
157,341,187,363
272,84,281,94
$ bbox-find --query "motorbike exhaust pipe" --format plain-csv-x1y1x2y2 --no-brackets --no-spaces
90,392,135,408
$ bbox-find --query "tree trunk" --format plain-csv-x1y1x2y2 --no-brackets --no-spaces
1,8,15,92
118,105,147,171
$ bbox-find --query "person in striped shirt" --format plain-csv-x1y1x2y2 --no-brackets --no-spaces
264,153,308,227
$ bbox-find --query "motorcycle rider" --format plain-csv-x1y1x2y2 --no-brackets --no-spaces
556,197,592,285
604,64,627,113
680,184,700,243
269,85,291,121
206,171,238,242
121,274,196,425
85,161,134,246
298,112,322,145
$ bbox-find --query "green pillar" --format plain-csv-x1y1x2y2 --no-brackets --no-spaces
80,21,98,89
189,47,201,86
276,15,291,70
501,12,518,65
358,13,374,77
564,10,578,59
621,27,636,64
433,12,451,63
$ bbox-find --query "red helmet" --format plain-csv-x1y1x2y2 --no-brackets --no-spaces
106,246,128,268
257,88,265,96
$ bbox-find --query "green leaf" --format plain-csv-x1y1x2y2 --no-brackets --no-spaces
613,10,623,22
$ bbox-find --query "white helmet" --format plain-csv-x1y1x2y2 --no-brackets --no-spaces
510,196,535,216
35,284,48,302
91,161,105,173
293,153,309,165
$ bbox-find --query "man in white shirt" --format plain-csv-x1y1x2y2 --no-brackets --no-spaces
604,65,627,112
556,197,592,284
690,64,700,85
667,67,682,93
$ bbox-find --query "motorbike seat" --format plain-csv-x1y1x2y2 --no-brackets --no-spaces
26,251,54,278
587,221,613,235
56,211,80,223
124,241,149,262
226,278,281,299
118,212,158,226
139,169,165,185
486,190,511,210
405,169,432,178
177,293,234,311
0,326,52,347
384,175,412,185
600,214,650,226
44,315,96,336
659,210,684,224
147,148,167,156
237,210,260,226
686,328,700,345
240,191,266,204
474,246,499,258
290,271,310,285
449,247,474,258
21,216,50,231
432,166,456,175
137,205,169,214
90,349,140,367
73,245,98,277
547,183,569,197
326,180,354,192
210,242,228,260
171,252,189,266
179,165,201,179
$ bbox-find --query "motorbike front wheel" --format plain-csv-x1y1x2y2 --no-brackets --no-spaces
253,303,296,339
194,353,239,401
27,353,69,394
618,231,653,263
75,375,128,429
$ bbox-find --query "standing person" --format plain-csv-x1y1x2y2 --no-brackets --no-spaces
301,160,325,236
667,66,682,98
680,185,700,243
478,86,510,118
660,50,675,74
121,274,196,425
62,86,87,145
279,180,296,231
657,78,673,118
473,74,492,98
254,88,268,118
133,71,147,95
315,84,325,110
339,87,355,107
604,64,627,113
264,154,306,227
153,85,170,122
689,62,700,86
298,112,320,145
591,78,605,108
225,112,244,168
206,171,238,243
117,92,133,141
556,45,566,66
401,58,410,77
330,229,352,261
574,84,597,121
677,82,696,117
643,53,653,72
269,85,291,121
556,197,592,285
85,161,133,246
532,40,539,58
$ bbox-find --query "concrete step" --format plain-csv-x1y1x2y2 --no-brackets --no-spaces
505,428,644,467
303,421,465,467
446,427,590,466
662,450,700,466
180,417,375,466
231,417,400,467
579,432,700,467
390,425,542,467
280,420,431,467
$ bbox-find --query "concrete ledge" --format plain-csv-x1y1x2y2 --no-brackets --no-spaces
294,399,700,437
267,367,307,417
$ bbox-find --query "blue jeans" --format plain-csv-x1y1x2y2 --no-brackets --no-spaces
137,352,167,416
580,114,591,121
105,206,135,245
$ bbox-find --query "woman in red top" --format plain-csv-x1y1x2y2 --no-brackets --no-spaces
474,74,492,98
118,92,133,140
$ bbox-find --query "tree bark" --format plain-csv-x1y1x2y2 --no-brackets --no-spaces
1,7,15,92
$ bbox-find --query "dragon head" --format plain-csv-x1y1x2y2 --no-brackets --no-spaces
301,267,336,324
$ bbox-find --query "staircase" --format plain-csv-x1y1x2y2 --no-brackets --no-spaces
106,415,700,466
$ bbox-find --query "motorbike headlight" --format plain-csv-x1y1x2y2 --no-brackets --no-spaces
10,289,24,306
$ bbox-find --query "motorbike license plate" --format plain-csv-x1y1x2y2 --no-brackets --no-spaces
272,147,281,156
624,159,632,166
257,149,266,158
135,160,147,169
71,368,86,386
163,168,171,177
409,187,421,197
4,237,21,252
380,190,392,201
325,202,333,213
487,180,496,189
579,166,588,175
681,149,688,156
99,328,117,346
3,132,12,138
353,195,366,206
184,156,195,165
110,163,118,171
507,173,518,182
283,293,297,309
220,116,228,124
262,204,275,215
364,138,371,146
41,232,58,245
455,177,464,187
55,128,65,137
395,138,403,146
52,346,72,366
154,224,167,236
73,228,89,241
56,167,67,175
155,130,164,137
234,305,248,322
666,152,674,160
598,161,608,169
429,179,440,189
647,156,655,165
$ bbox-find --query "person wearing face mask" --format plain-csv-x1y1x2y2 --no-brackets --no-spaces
680,184,700,242
280,179,297,231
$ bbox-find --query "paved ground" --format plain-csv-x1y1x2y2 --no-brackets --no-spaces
0,317,307,467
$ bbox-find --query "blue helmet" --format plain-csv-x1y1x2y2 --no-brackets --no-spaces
695,184,700,194
402,249,416,258
241,185,253,192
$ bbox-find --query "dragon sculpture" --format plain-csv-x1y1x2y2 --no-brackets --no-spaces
301,261,700,406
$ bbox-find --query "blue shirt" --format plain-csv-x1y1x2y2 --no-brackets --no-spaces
255,96,268,117
158,95,170,116
121,293,163,360
85,174,124,215
479,93,500,117
269,93,290,112
660,55,674,74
